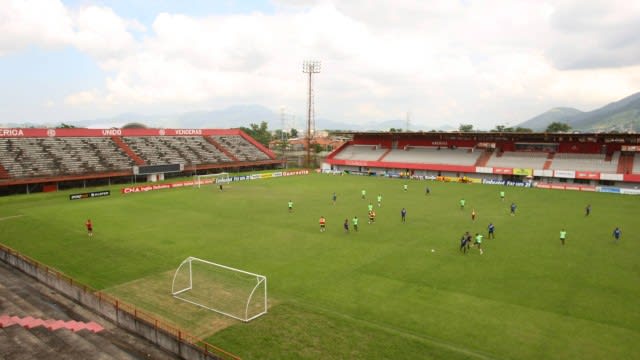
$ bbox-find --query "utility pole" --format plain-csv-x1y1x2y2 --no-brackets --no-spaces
302,60,321,168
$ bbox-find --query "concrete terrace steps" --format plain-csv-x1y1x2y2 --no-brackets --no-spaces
0,314,104,333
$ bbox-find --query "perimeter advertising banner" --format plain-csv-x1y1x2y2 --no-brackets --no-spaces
121,170,309,195
69,190,111,200
512,168,533,176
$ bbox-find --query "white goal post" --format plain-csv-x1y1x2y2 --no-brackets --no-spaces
171,257,268,322
194,172,230,188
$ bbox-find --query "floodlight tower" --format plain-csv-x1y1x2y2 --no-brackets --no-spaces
302,60,321,168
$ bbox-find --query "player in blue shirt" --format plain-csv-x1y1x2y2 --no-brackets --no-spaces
488,223,495,239
613,227,621,243
401,208,407,223
459,232,469,253
510,202,517,216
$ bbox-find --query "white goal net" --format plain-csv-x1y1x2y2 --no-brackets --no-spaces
171,257,267,322
194,172,230,188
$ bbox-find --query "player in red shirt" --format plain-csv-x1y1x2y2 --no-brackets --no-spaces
85,219,93,237
319,216,326,232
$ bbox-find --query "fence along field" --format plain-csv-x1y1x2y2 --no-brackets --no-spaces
0,173,639,359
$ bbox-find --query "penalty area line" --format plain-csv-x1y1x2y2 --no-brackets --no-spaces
0,215,24,222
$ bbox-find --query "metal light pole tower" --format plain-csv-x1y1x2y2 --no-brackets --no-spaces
302,60,321,168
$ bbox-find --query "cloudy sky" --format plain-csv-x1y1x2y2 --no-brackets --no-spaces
1,0,639,130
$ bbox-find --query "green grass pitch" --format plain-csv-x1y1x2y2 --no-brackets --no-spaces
1,173,639,359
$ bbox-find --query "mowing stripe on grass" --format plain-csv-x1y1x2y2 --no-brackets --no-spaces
288,299,499,360
0,215,24,222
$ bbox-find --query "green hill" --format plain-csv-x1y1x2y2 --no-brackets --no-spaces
519,92,640,132
518,107,583,131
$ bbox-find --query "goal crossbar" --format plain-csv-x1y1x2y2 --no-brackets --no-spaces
194,173,230,188
171,256,268,322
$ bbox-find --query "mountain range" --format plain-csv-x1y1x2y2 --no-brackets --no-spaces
2,92,638,133
517,92,640,132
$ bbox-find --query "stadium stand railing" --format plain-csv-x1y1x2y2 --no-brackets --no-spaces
485,151,549,169
382,146,481,166
549,152,620,172
473,150,493,167
205,136,239,162
333,144,388,161
111,136,146,165
0,244,239,360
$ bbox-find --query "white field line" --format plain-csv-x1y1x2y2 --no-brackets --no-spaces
0,215,24,222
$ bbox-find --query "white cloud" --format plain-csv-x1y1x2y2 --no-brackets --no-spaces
2,0,640,128
65,89,101,106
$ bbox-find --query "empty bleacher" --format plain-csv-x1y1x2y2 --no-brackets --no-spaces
632,153,640,173
333,145,387,161
0,260,180,360
122,136,232,165
210,135,271,161
0,137,136,178
383,147,481,165
549,152,620,172
486,151,549,169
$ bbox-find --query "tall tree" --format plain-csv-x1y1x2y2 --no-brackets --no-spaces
458,124,473,132
290,128,298,138
240,121,271,146
545,122,571,133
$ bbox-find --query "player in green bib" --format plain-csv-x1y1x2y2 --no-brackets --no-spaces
288,200,293,213
352,216,359,232
460,198,466,210
500,191,505,201
560,229,567,246
377,194,382,207
475,233,484,254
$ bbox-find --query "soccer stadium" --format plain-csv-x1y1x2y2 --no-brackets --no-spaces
1,127,639,359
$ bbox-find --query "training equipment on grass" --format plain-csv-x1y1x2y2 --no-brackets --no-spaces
194,172,230,189
171,257,267,322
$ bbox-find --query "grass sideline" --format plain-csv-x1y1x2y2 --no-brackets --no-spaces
1,173,639,359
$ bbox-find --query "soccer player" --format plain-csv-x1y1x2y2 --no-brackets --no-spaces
368,211,374,224
288,200,293,213
85,219,93,237
352,216,359,232
332,192,337,205
219,184,223,192
474,233,484,254
459,198,466,210
500,191,505,201
401,208,407,223
488,222,495,239
465,232,472,251
510,202,517,216
585,204,591,216
425,186,430,195
460,233,468,253
377,194,382,207
361,189,366,200
343,219,349,233
560,229,567,246
368,203,374,212
319,216,326,232
471,208,477,221
371,210,376,223
403,184,408,192
612,227,621,243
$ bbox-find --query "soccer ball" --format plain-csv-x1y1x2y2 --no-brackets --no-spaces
431,249,435,253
